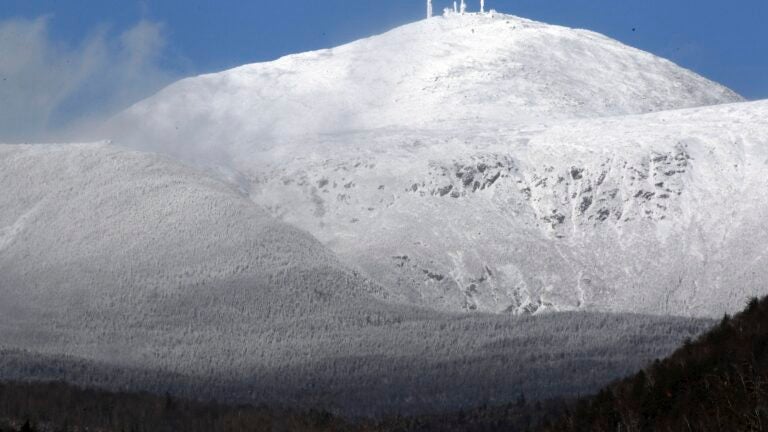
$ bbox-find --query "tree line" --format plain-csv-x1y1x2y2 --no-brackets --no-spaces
540,296,768,431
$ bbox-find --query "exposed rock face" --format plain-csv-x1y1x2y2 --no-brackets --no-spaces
244,102,768,317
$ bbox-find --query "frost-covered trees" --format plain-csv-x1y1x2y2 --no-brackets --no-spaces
460,0,467,14
481,0,485,13
0,311,710,416
427,0,433,19
0,143,712,415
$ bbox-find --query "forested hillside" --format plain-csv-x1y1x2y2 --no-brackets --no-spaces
0,380,351,432
0,143,712,416
0,378,562,432
2,297,766,431
540,296,768,431
0,310,708,417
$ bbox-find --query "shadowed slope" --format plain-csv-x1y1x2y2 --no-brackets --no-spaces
541,296,768,431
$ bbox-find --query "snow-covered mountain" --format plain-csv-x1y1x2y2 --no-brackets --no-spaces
0,143,710,415
3,9,763,415
106,12,740,162
101,12,761,318
244,100,768,317
0,143,384,331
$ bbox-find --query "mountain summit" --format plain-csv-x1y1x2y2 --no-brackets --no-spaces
108,12,740,158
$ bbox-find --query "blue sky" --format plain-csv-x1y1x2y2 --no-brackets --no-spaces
0,0,765,139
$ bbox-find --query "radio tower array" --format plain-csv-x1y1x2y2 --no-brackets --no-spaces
427,0,488,18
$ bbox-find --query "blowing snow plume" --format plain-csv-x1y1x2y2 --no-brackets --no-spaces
0,17,175,143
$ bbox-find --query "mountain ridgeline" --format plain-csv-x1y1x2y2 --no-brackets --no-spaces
108,13,739,152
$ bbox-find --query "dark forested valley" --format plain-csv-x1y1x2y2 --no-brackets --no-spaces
3,296,768,431
540,296,768,431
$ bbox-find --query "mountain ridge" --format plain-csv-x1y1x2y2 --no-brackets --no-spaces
238,99,768,317
104,12,741,162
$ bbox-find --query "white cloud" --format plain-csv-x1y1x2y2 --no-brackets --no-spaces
0,17,175,142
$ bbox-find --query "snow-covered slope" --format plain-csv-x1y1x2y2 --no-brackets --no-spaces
0,143,711,415
240,100,768,317
0,143,384,328
100,12,757,318
106,12,740,161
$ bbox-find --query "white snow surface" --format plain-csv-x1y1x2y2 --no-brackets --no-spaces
0,143,384,328
0,143,711,415
240,100,768,317
102,13,760,318
106,13,741,162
